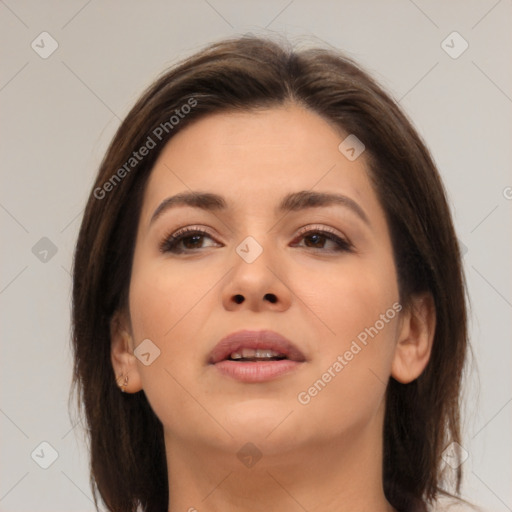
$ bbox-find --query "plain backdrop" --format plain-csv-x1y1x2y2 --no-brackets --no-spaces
1,1,511,511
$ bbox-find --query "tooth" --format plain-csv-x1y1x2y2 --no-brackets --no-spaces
241,348,257,358
230,348,285,360
255,349,276,358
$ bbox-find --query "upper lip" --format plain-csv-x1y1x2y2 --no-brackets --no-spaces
208,329,306,364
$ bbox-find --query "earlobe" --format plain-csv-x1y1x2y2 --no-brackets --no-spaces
391,293,436,384
110,311,143,393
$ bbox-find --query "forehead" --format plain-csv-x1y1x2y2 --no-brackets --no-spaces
140,105,378,221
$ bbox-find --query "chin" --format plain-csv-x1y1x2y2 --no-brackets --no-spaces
220,399,304,448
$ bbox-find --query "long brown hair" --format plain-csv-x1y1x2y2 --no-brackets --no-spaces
70,35,468,512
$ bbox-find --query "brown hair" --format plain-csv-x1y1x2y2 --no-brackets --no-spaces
70,35,468,512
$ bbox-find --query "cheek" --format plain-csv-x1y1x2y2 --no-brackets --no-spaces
128,256,217,341
291,253,399,421
295,295,399,435
126,259,214,401
127,259,221,429
290,249,399,349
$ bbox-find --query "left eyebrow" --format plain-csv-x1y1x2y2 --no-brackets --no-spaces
149,190,370,227
277,190,370,225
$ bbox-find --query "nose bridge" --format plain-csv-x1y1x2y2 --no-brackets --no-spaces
231,210,278,267
232,232,277,286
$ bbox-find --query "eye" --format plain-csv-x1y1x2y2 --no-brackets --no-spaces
160,225,353,254
292,225,353,253
159,227,221,254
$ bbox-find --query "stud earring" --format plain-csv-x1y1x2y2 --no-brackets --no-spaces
118,374,129,392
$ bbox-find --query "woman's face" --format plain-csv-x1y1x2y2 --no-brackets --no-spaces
116,104,409,459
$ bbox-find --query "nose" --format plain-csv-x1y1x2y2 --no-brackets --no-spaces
221,238,292,313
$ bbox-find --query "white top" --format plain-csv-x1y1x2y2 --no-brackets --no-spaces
430,495,485,511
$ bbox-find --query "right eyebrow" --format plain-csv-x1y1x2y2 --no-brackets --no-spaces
149,192,227,226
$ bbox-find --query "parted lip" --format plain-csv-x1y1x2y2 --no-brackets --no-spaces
208,329,306,364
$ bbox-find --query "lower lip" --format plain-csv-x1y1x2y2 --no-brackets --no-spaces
212,360,303,382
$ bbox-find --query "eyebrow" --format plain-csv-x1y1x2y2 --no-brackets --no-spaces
149,190,370,226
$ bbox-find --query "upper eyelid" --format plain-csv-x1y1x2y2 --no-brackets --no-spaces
295,224,346,238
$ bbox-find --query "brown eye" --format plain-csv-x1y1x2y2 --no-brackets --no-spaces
160,228,220,254
303,233,328,248
293,228,353,253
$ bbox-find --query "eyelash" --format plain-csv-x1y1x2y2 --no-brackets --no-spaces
159,225,354,255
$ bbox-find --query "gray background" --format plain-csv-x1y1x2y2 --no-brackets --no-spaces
1,1,511,511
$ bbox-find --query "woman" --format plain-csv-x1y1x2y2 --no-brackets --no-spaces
71,35,469,512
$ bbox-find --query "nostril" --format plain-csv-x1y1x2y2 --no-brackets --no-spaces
232,294,277,304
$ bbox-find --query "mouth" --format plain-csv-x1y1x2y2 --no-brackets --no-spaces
208,330,306,383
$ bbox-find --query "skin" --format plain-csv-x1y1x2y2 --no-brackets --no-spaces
111,104,435,512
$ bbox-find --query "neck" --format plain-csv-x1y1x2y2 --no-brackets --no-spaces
165,406,395,512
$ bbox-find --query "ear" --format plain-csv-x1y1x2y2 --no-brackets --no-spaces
391,292,436,384
110,310,143,393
